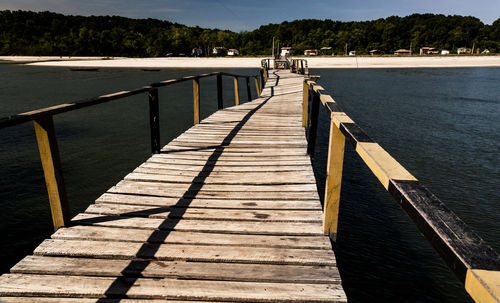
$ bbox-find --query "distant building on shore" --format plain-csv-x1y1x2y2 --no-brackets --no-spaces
420,47,439,55
348,51,356,56
227,49,240,56
191,47,203,57
213,47,227,56
320,47,333,56
441,50,450,55
369,49,383,55
281,47,292,58
457,47,470,54
304,49,319,56
394,49,411,56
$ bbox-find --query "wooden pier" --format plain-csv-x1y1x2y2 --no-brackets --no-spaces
0,70,347,302
0,59,499,303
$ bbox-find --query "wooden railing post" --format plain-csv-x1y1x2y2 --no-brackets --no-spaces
233,76,240,105
254,76,260,97
193,77,200,124
260,68,264,88
302,80,309,127
307,91,320,156
148,88,160,154
300,60,304,74
246,77,252,101
217,73,223,110
323,118,346,240
33,116,70,230
296,60,300,74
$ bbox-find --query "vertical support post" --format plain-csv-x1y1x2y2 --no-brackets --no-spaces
323,118,346,240
193,77,200,124
307,91,320,156
300,60,304,74
296,60,300,74
302,80,309,127
233,76,240,105
148,88,160,154
33,116,70,230
290,60,293,72
254,77,260,97
217,73,223,110
246,77,252,101
260,69,265,90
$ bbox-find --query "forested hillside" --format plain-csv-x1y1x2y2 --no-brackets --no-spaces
1,10,499,56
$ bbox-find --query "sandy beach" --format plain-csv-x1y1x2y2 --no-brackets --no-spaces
2,55,500,68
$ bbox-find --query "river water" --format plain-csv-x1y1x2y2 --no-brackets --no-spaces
0,63,498,302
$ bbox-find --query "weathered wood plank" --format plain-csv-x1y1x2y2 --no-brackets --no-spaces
0,298,198,303
131,169,316,184
96,193,321,210
72,213,324,235
143,158,312,166
0,274,347,302
84,203,323,222
85,202,321,221
12,255,340,283
142,162,312,172
116,179,318,192
107,185,320,200
52,225,331,249
34,239,336,265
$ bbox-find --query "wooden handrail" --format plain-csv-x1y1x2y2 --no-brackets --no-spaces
0,70,262,231
304,78,500,303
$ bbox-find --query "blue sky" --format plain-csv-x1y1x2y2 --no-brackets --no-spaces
0,0,498,31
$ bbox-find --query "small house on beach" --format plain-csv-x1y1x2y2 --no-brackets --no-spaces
304,49,319,56
280,47,292,57
457,47,470,54
394,49,411,56
369,49,383,55
191,47,203,57
227,49,239,56
320,47,333,55
212,47,227,56
420,47,439,55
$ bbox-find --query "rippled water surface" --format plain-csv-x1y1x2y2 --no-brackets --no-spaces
0,63,498,302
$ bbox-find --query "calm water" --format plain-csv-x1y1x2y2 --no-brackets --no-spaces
0,63,499,302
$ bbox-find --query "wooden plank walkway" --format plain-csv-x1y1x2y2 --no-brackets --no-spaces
0,70,347,302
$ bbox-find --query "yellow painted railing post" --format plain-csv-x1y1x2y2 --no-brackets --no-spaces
193,77,200,124
254,76,260,97
323,117,346,240
302,80,309,127
33,116,70,230
233,76,240,105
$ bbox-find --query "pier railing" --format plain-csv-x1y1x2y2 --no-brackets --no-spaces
0,70,263,230
303,75,500,303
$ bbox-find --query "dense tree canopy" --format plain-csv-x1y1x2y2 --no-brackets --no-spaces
0,10,499,56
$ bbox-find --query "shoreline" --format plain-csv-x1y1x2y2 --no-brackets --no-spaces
2,55,500,68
